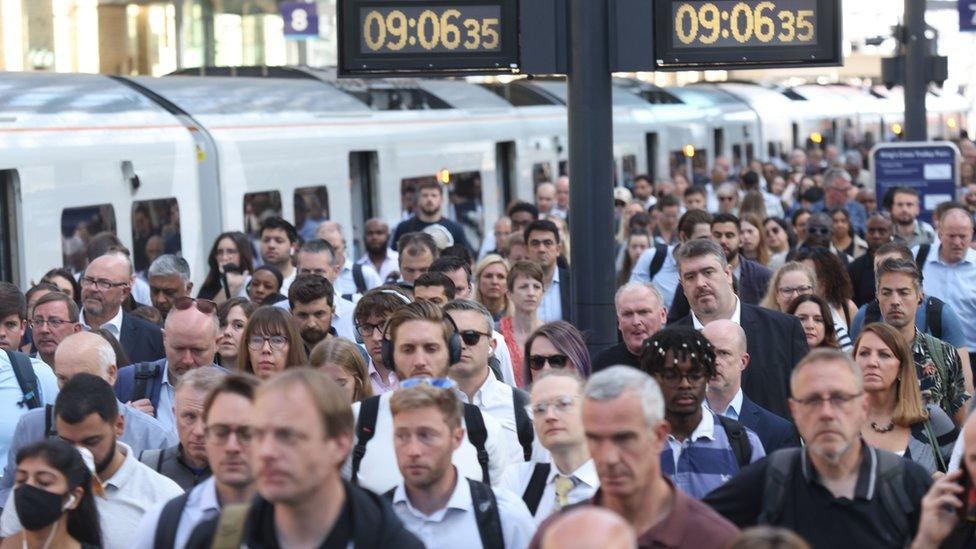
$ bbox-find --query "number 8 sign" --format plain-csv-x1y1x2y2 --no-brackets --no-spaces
282,2,320,38
960,0,976,31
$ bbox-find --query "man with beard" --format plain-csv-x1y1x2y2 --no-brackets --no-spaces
392,180,472,253
592,282,667,372
147,254,193,320
641,327,763,499
0,374,184,548
358,218,400,283
396,232,439,287
709,214,772,305
30,291,82,366
258,217,299,294
288,274,337,352
704,349,933,548
848,213,893,306
887,187,936,249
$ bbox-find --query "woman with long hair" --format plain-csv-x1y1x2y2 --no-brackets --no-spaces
829,207,868,259
198,231,254,303
763,217,794,270
794,247,857,351
523,321,591,386
237,306,307,380
216,297,257,368
855,323,958,474
499,261,545,388
786,294,840,350
617,232,651,288
309,338,373,403
1,440,101,549
740,213,771,267
473,254,510,323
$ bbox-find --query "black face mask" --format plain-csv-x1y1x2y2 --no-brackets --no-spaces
14,484,67,531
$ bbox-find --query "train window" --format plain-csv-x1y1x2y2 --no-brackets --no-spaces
244,192,282,240
61,204,116,271
533,163,553,185
621,155,638,187
294,187,330,243
131,199,182,274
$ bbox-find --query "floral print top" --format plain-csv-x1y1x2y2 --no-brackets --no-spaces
913,330,970,418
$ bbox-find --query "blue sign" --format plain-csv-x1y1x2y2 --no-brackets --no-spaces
871,142,961,223
961,1,976,31
282,2,319,39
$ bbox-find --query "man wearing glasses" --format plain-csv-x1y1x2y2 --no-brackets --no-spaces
705,348,933,548
353,286,413,395
30,291,82,367
80,253,164,365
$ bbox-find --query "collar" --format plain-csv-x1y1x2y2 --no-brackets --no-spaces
590,478,689,548
708,388,744,417
800,440,876,500
393,468,471,517
103,442,136,490
455,369,500,404
368,358,398,385
667,407,716,443
932,246,976,267
551,266,561,285
198,476,222,513
161,361,172,388
692,296,741,329
549,459,599,489
81,306,124,332
358,250,395,264
342,258,354,274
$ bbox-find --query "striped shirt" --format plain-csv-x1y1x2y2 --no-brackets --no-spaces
661,409,765,500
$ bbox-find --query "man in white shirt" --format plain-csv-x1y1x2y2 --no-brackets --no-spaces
527,220,569,323
389,382,535,549
501,369,599,524
317,220,382,301
132,374,259,549
359,218,400,282
0,373,183,549
295,240,357,341
346,301,509,494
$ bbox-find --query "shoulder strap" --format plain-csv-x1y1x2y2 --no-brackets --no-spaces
210,503,250,549
511,388,534,462
351,395,381,486
874,449,913,542
467,479,505,549
915,244,931,269
718,415,752,469
922,418,948,474
463,403,491,484
139,448,164,472
353,263,367,294
153,492,190,549
132,362,161,403
864,300,882,326
44,404,57,439
925,296,944,340
759,448,802,525
487,355,503,382
522,463,551,516
383,487,396,502
648,243,669,280
5,350,41,410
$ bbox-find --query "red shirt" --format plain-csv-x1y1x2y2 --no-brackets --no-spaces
498,316,525,387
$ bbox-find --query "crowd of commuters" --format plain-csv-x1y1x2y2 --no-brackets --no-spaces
1,139,976,548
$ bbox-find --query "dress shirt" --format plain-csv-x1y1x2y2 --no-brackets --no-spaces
155,362,176,432
392,469,536,549
629,245,680,309
706,388,744,421
80,306,124,340
358,251,400,283
691,296,742,330
337,259,383,301
344,391,510,494
1,442,184,549
491,330,517,387
895,220,937,249
367,357,399,395
0,354,58,475
537,267,563,323
132,277,152,307
919,246,976,349
279,269,297,295
501,459,599,523
132,476,221,549
455,372,549,465
332,296,358,341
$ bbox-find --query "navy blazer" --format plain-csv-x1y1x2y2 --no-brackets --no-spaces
666,258,773,323
558,266,573,324
738,395,800,453
115,359,229,412
119,312,165,366
672,303,808,419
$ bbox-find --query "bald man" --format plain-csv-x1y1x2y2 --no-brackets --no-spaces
536,182,557,216
317,220,382,301
552,176,569,219
0,332,175,503
359,218,400,282
702,320,798,453
540,507,636,549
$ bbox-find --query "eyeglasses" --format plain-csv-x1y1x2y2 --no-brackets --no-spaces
526,395,580,417
80,276,128,291
31,317,72,329
657,369,707,386
528,354,570,371
204,424,253,445
174,297,216,315
805,226,832,236
791,392,863,410
459,330,492,346
355,322,385,339
778,285,813,297
247,335,289,350
400,377,456,390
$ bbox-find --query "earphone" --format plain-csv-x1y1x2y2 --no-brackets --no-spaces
354,289,412,344
63,494,76,511
380,307,463,370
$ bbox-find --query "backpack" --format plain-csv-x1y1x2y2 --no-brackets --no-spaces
352,395,492,485
210,503,250,549
758,448,913,541
138,448,165,472
342,263,369,301
154,492,191,549
863,296,944,340
915,244,931,269
4,349,41,410
646,243,669,281
717,415,753,469
521,462,552,516
132,362,162,403
511,388,534,462
43,405,58,439
385,478,504,549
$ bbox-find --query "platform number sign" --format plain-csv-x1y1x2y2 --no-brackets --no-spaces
282,2,320,39
961,1,976,31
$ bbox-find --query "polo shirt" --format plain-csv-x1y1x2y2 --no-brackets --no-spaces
131,476,221,549
919,246,976,349
500,459,599,523
0,353,58,474
392,470,535,549
0,442,184,549
538,267,563,323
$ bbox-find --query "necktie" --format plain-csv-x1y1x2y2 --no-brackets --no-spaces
554,475,575,509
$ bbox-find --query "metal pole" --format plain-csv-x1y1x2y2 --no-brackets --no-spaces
567,0,616,356
904,0,928,141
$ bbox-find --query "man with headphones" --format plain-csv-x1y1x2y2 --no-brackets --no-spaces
353,286,415,395
343,301,510,495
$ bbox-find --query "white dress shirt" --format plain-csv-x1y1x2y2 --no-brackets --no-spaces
455,373,549,465
0,355,58,474
279,269,297,295
1,442,183,549
500,459,599,523
358,251,400,284
337,259,383,302
331,296,357,341
131,277,152,307
131,476,220,549
344,391,510,494
155,362,177,432
80,306,125,340
537,268,563,323
392,469,536,549
706,388,744,421
692,296,742,329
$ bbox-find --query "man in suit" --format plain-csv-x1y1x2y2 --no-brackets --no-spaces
669,239,808,419
847,213,893,307
526,219,572,323
115,300,227,432
702,320,799,452
80,253,164,364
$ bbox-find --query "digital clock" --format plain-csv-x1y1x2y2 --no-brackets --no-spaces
654,0,841,70
339,0,519,75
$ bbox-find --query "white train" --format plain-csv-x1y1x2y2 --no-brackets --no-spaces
0,68,969,289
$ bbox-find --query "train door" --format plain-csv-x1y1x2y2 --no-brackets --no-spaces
0,171,18,284
349,151,378,259
645,133,658,182
495,141,516,210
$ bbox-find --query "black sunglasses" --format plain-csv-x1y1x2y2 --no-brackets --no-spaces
459,330,492,346
528,354,570,370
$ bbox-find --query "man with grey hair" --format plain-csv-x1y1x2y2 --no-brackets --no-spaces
147,254,192,320
316,220,382,301
531,366,738,546
0,331,175,504
671,239,807,419
819,167,867,235
705,349,933,547
592,282,667,372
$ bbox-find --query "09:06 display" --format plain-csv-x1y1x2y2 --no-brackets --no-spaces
362,8,501,53
674,1,815,46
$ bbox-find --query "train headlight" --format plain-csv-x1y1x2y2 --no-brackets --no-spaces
683,145,695,158
948,118,958,129
810,132,823,144
437,169,451,185
892,123,903,136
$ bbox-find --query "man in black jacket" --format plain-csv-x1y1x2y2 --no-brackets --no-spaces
848,213,893,306
186,368,423,548
592,282,667,372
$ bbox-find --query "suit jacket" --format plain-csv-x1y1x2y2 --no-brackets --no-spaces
115,359,229,411
666,258,773,324
119,312,165,366
848,251,876,307
558,266,574,324
672,303,809,419
738,395,800,453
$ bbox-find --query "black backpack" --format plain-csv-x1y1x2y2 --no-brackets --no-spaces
863,296,944,339
341,264,369,302
4,349,41,410
352,395,492,485
511,388,534,462
153,492,191,549
132,362,162,403
384,478,504,549
646,243,669,281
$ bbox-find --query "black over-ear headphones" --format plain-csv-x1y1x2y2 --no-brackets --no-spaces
355,289,411,344
380,304,463,371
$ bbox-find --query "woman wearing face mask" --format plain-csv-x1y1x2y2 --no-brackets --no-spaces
2,440,101,549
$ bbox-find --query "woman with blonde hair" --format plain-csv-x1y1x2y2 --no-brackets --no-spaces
309,338,372,403
760,261,817,312
473,254,510,322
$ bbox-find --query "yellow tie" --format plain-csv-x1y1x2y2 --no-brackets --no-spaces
554,475,575,509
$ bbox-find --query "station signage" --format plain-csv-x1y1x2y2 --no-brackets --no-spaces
870,142,961,224
282,2,320,39
961,0,976,32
